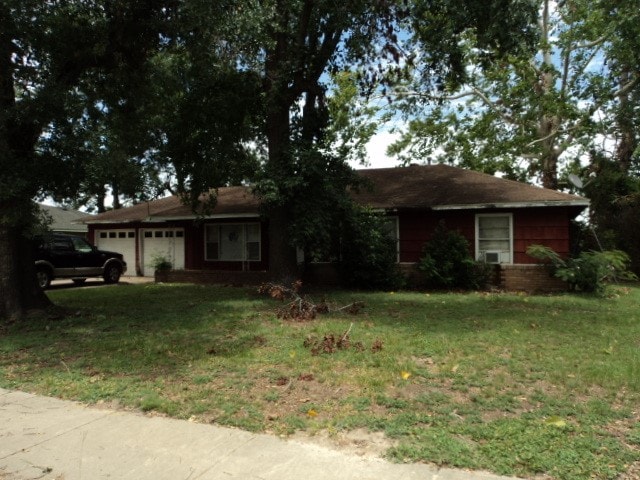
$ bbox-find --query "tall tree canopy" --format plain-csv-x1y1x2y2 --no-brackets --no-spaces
245,0,539,278
389,0,640,190
1,0,540,320
0,0,174,319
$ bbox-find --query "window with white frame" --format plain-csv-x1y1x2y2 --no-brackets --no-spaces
475,214,512,264
205,223,261,261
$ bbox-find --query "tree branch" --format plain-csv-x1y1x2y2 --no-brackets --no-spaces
395,86,519,126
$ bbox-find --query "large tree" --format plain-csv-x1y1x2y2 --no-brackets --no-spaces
1,0,540,320
389,0,640,190
0,0,174,320
248,0,539,279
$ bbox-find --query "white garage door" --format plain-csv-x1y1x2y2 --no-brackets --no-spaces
96,230,136,276
141,228,185,276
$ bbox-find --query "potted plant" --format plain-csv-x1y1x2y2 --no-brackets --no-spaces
150,254,172,283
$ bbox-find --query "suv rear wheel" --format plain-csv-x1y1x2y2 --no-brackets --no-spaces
36,268,52,289
103,264,122,284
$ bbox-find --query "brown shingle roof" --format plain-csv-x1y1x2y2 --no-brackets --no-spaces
83,187,260,224
354,164,588,210
84,165,588,224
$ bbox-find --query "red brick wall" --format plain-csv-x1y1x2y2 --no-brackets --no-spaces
158,269,270,286
499,264,568,292
156,263,567,292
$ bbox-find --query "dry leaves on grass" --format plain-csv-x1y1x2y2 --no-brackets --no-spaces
303,324,383,356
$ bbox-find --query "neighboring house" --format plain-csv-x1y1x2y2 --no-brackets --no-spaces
39,204,89,237
82,165,589,290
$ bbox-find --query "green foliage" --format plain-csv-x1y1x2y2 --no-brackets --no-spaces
339,207,404,290
259,150,359,263
418,222,492,290
392,0,640,190
582,156,640,274
149,254,172,272
526,244,638,294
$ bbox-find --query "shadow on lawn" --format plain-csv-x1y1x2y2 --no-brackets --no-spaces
2,284,269,380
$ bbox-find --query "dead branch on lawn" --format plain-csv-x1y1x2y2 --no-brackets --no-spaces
258,281,364,321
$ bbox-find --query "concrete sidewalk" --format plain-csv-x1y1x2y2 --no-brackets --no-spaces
0,388,518,480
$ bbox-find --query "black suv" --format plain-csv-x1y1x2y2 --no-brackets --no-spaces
35,234,127,289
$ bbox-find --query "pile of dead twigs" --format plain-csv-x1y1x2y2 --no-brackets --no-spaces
257,281,364,321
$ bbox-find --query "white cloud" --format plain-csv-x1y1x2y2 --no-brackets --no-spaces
352,130,403,170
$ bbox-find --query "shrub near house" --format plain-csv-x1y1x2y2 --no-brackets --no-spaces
418,222,492,290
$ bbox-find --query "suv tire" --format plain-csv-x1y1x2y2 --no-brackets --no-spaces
36,268,52,289
103,264,122,284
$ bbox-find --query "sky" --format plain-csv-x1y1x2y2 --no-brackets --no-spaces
357,130,403,170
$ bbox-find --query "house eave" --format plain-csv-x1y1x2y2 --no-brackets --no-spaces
147,213,261,221
431,201,589,211
84,213,261,225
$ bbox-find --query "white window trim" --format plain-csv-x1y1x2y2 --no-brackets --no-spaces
475,213,513,264
204,223,261,262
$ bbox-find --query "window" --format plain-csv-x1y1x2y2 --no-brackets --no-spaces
100,232,107,238
205,223,261,261
383,216,400,262
144,231,152,238
476,214,512,264
128,232,135,238
154,231,163,238
70,236,93,253
53,238,74,251
118,232,126,238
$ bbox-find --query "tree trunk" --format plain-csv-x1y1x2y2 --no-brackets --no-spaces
265,97,300,281
0,201,52,322
540,149,559,190
616,70,636,173
536,0,559,191
263,7,302,282
112,181,121,209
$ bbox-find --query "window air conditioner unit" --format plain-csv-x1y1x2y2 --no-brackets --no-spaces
483,251,501,264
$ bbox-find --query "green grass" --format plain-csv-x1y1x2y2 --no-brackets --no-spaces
1,283,639,479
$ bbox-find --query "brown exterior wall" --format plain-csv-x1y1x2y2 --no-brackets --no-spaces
512,207,572,263
397,211,473,262
396,206,574,264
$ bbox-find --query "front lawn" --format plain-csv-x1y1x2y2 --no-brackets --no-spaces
1,283,639,479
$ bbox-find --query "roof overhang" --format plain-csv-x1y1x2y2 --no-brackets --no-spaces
84,212,261,224
431,200,590,211
146,213,260,221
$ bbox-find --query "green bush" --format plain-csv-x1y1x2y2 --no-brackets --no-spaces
150,253,172,272
526,244,638,295
339,207,404,290
418,222,492,290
